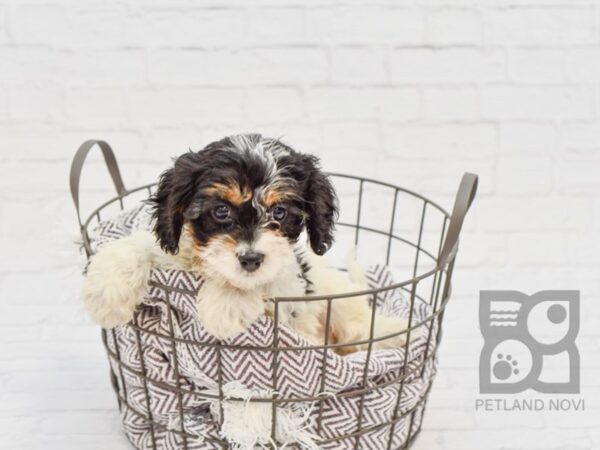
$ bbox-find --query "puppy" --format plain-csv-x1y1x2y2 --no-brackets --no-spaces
83,134,407,353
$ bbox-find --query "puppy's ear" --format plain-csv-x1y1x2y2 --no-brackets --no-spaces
302,155,338,255
150,152,203,254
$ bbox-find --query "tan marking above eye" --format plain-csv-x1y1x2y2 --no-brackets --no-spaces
203,182,252,206
261,187,297,207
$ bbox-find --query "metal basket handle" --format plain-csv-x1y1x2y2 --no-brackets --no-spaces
438,172,478,267
70,140,127,228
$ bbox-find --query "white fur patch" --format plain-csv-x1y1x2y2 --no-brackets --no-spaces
194,230,307,339
82,231,158,328
198,230,296,291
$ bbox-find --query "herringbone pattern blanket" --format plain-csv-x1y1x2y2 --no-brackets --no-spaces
91,205,438,449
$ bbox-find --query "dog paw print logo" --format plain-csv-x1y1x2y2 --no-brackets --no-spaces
479,290,580,394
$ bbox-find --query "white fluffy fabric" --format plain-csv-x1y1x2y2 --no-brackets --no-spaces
170,365,320,450
211,382,319,450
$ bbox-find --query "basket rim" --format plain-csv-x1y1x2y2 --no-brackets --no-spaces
80,173,452,302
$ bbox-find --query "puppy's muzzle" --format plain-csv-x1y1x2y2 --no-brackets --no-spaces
238,251,265,273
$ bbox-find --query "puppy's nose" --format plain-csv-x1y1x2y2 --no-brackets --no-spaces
238,251,265,272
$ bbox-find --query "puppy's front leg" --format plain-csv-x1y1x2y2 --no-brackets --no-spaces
83,231,158,328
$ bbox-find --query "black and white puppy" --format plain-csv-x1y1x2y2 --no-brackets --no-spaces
83,134,407,353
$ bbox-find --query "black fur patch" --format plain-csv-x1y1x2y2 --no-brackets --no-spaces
294,247,314,295
150,134,338,255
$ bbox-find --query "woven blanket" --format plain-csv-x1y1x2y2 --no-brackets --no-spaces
91,205,438,449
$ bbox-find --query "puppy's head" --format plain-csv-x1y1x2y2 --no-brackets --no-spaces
150,134,337,290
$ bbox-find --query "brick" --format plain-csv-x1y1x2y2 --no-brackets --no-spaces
409,432,445,450
10,84,64,122
478,197,588,231
307,87,377,120
330,47,386,84
0,86,7,120
307,87,420,121
383,123,497,159
0,325,42,343
66,8,131,49
422,86,479,120
41,411,121,434
496,154,554,195
510,49,565,82
567,48,600,82
141,9,245,46
427,10,482,45
482,85,594,120
482,267,585,292
425,385,475,410
246,87,303,122
390,48,506,83
32,434,131,450
144,127,204,162
0,269,82,307
5,369,106,393
66,88,125,127
567,232,600,265
149,48,328,85
509,231,566,266
246,8,305,44
477,0,596,4
0,417,40,448
66,50,146,86
320,147,379,178
563,122,600,159
126,88,244,126
558,161,600,194
594,200,600,230
0,126,66,161
499,122,559,154
307,7,425,44
322,122,380,150
0,6,7,44
376,87,421,122
13,5,69,45
39,432,131,450
457,233,508,268
442,429,590,450
484,8,597,45
374,157,495,196
474,410,545,429
0,48,66,84
423,408,476,430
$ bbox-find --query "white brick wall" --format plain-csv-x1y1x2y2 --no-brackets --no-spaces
1,1,599,449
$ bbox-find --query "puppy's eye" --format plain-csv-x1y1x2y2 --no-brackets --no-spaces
272,205,287,221
213,205,231,222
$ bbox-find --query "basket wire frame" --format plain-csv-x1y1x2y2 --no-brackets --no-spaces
71,140,477,450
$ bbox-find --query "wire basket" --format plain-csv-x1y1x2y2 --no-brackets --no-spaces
70,140,477,449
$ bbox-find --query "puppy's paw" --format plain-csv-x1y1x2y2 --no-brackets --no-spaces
82,231,157,328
